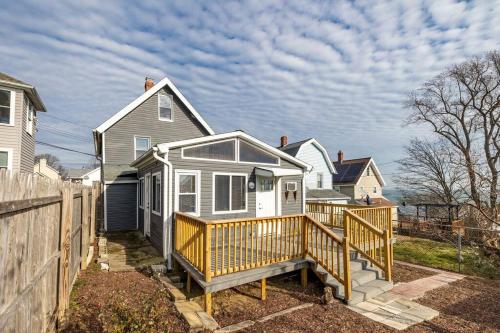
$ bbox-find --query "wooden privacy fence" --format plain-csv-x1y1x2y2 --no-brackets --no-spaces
174,212,394,302
0,172,101,332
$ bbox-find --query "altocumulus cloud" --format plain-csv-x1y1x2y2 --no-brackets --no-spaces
0,0,498,183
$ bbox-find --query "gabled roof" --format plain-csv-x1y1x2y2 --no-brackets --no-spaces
67,167,100,179
131,130,312,171
332,157,386,186
278,138,336,174
306,188,350,200
0,72,47,112
94,77,215,134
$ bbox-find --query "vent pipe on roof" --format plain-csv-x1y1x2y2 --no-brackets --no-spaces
338,150,344,163
280,136,288,147
144,77,154,91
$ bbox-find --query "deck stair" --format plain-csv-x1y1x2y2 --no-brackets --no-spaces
310,253,393,305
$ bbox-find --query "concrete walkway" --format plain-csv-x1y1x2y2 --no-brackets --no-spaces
348,271,465,330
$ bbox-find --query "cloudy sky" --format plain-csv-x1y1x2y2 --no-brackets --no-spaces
0,0,498,186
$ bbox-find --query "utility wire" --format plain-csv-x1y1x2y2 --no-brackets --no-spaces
36,141,95,157
40,113,94,129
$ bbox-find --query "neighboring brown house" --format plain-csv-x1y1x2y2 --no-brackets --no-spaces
332,151,389,205
0,72,46,172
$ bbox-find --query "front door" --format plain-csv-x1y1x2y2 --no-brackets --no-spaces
144,174,151,237
256,176,276,217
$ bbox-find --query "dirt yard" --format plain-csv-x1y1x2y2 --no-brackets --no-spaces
61,263,189,333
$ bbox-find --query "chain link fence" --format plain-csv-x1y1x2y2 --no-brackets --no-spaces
394,215,499,279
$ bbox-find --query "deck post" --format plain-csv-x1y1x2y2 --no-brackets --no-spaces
301,267,308,288
383,230,392,282
186,273,191,294
261,278,267,300
204,224,212,282
342,236,351,303
205,292,212,315
301,216,308,258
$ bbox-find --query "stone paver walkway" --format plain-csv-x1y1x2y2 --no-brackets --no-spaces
348,271,465,330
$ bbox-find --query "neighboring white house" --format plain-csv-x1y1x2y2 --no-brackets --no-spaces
278,136,350,204
67,167,101,186
33,158,60,180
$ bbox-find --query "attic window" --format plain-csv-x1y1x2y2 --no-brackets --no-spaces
158,93,172,121
367,167,371,176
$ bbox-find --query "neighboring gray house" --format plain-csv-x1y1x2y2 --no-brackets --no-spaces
93,77,215,232
278,137,350,204
0,72,46,172
131,131,311,260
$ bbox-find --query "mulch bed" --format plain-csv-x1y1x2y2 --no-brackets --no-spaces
392,263,437,283
61,264,189,333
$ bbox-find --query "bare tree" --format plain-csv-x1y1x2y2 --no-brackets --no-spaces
407,51,499,229
395,139,464,205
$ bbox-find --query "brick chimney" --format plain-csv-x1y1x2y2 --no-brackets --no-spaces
144,77,154,91
337,150,344,163
280,136,288,147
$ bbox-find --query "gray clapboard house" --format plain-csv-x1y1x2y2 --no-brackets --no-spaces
0,72,46,172
131,131,311,260
93,77,215,232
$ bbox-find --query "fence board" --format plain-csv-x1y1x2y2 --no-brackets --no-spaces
0,171,99,332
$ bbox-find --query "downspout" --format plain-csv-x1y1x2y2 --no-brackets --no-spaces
153,147,174,269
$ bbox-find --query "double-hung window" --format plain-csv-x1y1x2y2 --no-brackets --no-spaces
213,173,247,214
138,178,144,208
25,97,34,135
0,89,14,125
152,172,161,215
176,170,200,216
135,136,150,159
158,93,172,121
317,173,323,189
0,149,11,170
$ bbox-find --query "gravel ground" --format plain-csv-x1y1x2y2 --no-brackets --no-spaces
61,264,189,333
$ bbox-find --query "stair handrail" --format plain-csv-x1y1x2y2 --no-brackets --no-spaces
343,210,392,282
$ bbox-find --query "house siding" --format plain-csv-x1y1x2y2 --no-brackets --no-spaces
105,183,137,231
297,142,332,190
103,86,210,166
20,95,36,173
138,162,164,253
0,86,23,172
355,165,383,199
280,175,304,215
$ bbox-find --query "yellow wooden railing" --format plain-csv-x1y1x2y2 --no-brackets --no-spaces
306,202,366,228
349,206,393,239
343,210,392,281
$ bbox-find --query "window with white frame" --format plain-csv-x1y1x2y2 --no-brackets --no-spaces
158,93,172,121
213,173,247,213
152,173,161,215
25,97,34,135
239,140,279,165
138,178,144,208
183,140,235,161
0,89,13,125
0,149,10,170
135,136,150,159
317,173,323,188
177,171,200,215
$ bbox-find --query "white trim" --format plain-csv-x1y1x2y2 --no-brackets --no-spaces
134,135,151,160
156,131,311,171
152,171,162,216
104,184,108,231
0,147,13,170
276,178,282,216
181,138,237,163
301,176,306,213
25,96,34,136
104,180,138,184
255,167,303,177
0,88,15,127
212,172,249,215
144,173,151,237
136,181,139,230
285,182,297,192
138,177,145,208
162,163,170,260
158,92,173,122
94,77,215,134
294,139,337,174
174,169,201,217
102,132,106,163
